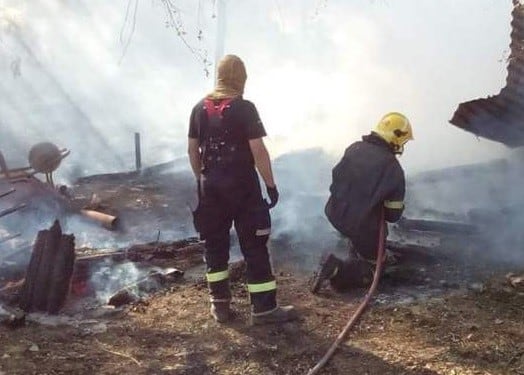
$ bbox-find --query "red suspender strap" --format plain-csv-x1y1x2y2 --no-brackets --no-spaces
204,98,233,118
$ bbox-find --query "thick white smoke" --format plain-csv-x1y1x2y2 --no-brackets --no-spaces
0,1,521,270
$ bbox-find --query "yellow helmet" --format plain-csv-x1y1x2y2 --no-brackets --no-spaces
373,112,413,154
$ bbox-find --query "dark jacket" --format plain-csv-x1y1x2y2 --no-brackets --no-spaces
325,133,405,240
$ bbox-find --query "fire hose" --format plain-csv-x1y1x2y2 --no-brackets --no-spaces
307,210,386,375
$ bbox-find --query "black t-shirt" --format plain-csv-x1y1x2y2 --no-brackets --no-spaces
188,97,266,171
188,97,266,140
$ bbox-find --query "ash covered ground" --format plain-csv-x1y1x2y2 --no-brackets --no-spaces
0,149,523,374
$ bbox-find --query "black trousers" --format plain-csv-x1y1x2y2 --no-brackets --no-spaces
196,168,276,313
329,228,384,291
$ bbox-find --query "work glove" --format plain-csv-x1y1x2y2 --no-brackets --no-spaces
265,185,279,209
196,178,202,200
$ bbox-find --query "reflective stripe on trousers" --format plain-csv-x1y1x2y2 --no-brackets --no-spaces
384,200,404,209
247,280,277,294
206,269,229,283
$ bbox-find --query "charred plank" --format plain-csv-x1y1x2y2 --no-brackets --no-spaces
18,221,75,314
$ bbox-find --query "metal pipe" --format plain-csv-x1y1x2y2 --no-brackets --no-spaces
80,209,119,231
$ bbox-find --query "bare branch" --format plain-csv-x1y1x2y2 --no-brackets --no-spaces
118,0,140,65
160,0,212,76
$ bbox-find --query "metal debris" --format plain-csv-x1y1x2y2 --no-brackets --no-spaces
450,1,524,146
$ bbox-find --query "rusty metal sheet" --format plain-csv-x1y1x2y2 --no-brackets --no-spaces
450,0,524,146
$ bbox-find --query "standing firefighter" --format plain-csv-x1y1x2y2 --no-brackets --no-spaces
188,55,297,325
311,113,413,293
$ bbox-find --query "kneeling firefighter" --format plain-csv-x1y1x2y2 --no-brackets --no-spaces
311,112,413,293
188,55,297,324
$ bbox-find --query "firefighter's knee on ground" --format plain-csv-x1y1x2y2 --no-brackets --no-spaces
330,259,374,292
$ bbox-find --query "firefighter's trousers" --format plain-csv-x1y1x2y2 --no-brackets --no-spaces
195,169,277,313
330,232,383,291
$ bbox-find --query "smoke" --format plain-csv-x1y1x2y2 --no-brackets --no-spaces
404,148,524,265
269,148,341,270
0,1,522,272
89,260,158,303
0,1,514,175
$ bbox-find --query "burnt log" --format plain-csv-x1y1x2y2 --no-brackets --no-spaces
107,268,183,307
386,241,441,264
75,240,203,266
19,221,75,314
108,289,139,307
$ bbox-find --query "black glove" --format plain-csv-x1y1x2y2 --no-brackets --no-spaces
265,185,279,209
196,178,202,200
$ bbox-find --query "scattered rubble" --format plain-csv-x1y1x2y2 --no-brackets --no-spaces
0,146,522,374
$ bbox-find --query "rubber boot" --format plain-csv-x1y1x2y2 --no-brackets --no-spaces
330,258,374,292
310,253,343,294
210,301,232,323
250,305,298,326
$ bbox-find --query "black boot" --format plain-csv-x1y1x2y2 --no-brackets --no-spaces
310,253,342,294
330,258,374,292
208,277,233,323
250,305,298,325
210,301,233,323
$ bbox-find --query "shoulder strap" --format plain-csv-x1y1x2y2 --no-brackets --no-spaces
203,98,234,119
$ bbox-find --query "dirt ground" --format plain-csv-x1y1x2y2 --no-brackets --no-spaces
1,167,524,375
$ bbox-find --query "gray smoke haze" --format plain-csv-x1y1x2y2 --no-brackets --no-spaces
0,1,523,270
0,1,514,174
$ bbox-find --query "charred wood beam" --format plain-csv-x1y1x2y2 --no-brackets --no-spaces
76,240,203,264
386,240,441,264
397,218,479,235
0,188,15,198
0,203,26,218
108,267,183,307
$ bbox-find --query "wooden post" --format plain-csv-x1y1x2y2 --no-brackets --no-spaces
0,151,10,178
134,132,142,171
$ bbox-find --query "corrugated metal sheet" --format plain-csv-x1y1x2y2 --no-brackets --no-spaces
450,0,524,147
